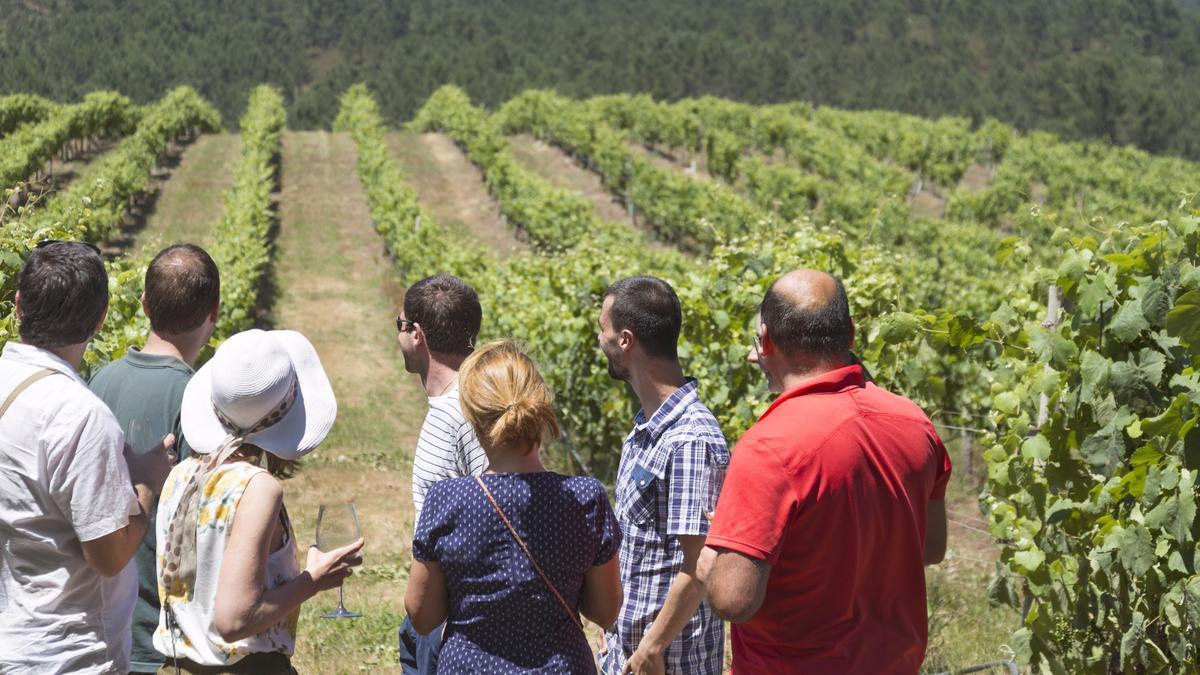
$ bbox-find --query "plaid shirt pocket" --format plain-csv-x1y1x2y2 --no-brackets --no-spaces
619,463,659,528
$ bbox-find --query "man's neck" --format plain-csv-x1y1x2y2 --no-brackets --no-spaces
629,358,687,421
776,355,854,393
43,343,86,371
422,353,465,397
142,331,203,368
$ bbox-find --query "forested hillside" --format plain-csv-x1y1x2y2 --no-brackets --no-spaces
4,0,1200,159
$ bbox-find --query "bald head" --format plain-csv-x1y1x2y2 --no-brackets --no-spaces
760,269,852,359
144,244,220,335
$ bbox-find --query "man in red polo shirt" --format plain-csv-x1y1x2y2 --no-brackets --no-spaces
698,269,950,674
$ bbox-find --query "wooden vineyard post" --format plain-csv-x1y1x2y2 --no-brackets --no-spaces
961,425,974,486
624,157,635,225
1036,284,1061,431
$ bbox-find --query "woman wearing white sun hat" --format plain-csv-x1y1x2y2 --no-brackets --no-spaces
152,329,363,674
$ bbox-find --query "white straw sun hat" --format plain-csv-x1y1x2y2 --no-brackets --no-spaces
181,329,336,459
163,329,336,598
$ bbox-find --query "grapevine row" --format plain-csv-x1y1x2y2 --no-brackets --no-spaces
0,94,58,137
0,92,136,187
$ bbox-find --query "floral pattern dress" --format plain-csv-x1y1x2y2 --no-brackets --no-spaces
153,458,299,666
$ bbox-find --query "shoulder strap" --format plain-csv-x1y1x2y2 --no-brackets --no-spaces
0,368,59,421
475,475,583,630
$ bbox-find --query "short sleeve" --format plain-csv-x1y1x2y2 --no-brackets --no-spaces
705,434,797,565
412,481,450,562
457,421,488,477
666,438,723,537
47,404,140,543
930,428,952,500
584,480,621,566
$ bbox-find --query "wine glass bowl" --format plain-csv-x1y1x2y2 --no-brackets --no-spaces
317,502,361,619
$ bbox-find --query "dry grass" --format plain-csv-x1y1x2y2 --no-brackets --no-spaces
134,133,242,253
273,131,428,673
386,131,524,258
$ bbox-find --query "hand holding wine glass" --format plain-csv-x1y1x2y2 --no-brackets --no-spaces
315,502,365,618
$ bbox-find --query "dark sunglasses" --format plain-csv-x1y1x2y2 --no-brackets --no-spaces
36,239,101,256
396,317,417,334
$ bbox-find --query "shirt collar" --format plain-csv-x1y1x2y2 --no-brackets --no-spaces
633,378,699,443
122,347,194,374
759,364,865,422
1,341,84,384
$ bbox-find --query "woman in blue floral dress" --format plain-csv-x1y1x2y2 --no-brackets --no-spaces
405,340,623,673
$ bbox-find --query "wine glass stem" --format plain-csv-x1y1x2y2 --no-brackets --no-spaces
337,585,346,611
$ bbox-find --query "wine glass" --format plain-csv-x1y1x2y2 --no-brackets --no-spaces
126,418,154,456
702,463,726,521
317,502,362,619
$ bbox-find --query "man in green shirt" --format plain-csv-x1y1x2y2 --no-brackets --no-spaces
90,244,220,674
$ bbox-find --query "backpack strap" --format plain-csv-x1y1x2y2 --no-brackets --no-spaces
0,368,58,420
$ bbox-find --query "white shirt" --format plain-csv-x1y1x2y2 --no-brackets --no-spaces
0,342,140,674
411,387,487,523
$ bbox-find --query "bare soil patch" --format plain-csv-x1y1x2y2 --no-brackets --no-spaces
508,134,630,223
956,162,993,194
386,131,524,259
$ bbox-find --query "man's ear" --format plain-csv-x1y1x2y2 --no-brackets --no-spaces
13,290,21,319
140,293,150,317
618,327,635,352
209,301,220,323
847,320,856,351
93,304,109,336
758,326,774,355
412,323,425,348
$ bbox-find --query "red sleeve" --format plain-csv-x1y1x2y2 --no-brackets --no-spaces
929,428,952,500
705,432,797,566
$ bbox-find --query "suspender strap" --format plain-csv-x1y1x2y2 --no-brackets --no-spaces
0,368,58,420
474,475,584,630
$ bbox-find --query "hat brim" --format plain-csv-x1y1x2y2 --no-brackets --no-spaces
181,330,337,460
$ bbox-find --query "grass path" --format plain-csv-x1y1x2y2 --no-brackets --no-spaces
272,131,428,672
386,131,525,258
507,134,678,253
132,133,241,252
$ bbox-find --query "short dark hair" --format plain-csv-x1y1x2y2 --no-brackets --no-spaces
17,241,108,348
604,276,681,360
144,244,220,334
404,274,481,355
760,275,852,358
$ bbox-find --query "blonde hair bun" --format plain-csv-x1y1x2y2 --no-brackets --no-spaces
459,340,560,451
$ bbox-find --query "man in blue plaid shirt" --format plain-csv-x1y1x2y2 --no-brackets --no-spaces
596,276,729,675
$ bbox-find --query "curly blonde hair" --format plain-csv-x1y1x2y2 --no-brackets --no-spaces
458,340,560,452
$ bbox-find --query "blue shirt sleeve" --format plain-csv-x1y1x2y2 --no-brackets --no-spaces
412,480,450,562
586,479,621,566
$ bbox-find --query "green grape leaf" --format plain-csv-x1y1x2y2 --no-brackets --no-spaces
1030,328,1077,368
1166,289,1200,348
1079,350,1111,403
1077,276,1110,317
1022,434,1052,461
994,391,1021,416
1109,300,1150,343
877,312,921,344
1013,549,1045,573
1141,279,1171,327
1082,426,1125,476
1117,527,1155,576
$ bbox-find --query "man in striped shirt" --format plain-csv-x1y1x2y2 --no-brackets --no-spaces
597,276,729,675
396,274,489,674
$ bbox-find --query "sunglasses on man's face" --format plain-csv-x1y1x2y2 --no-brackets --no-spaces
36,239,102,256
396,317,417,334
